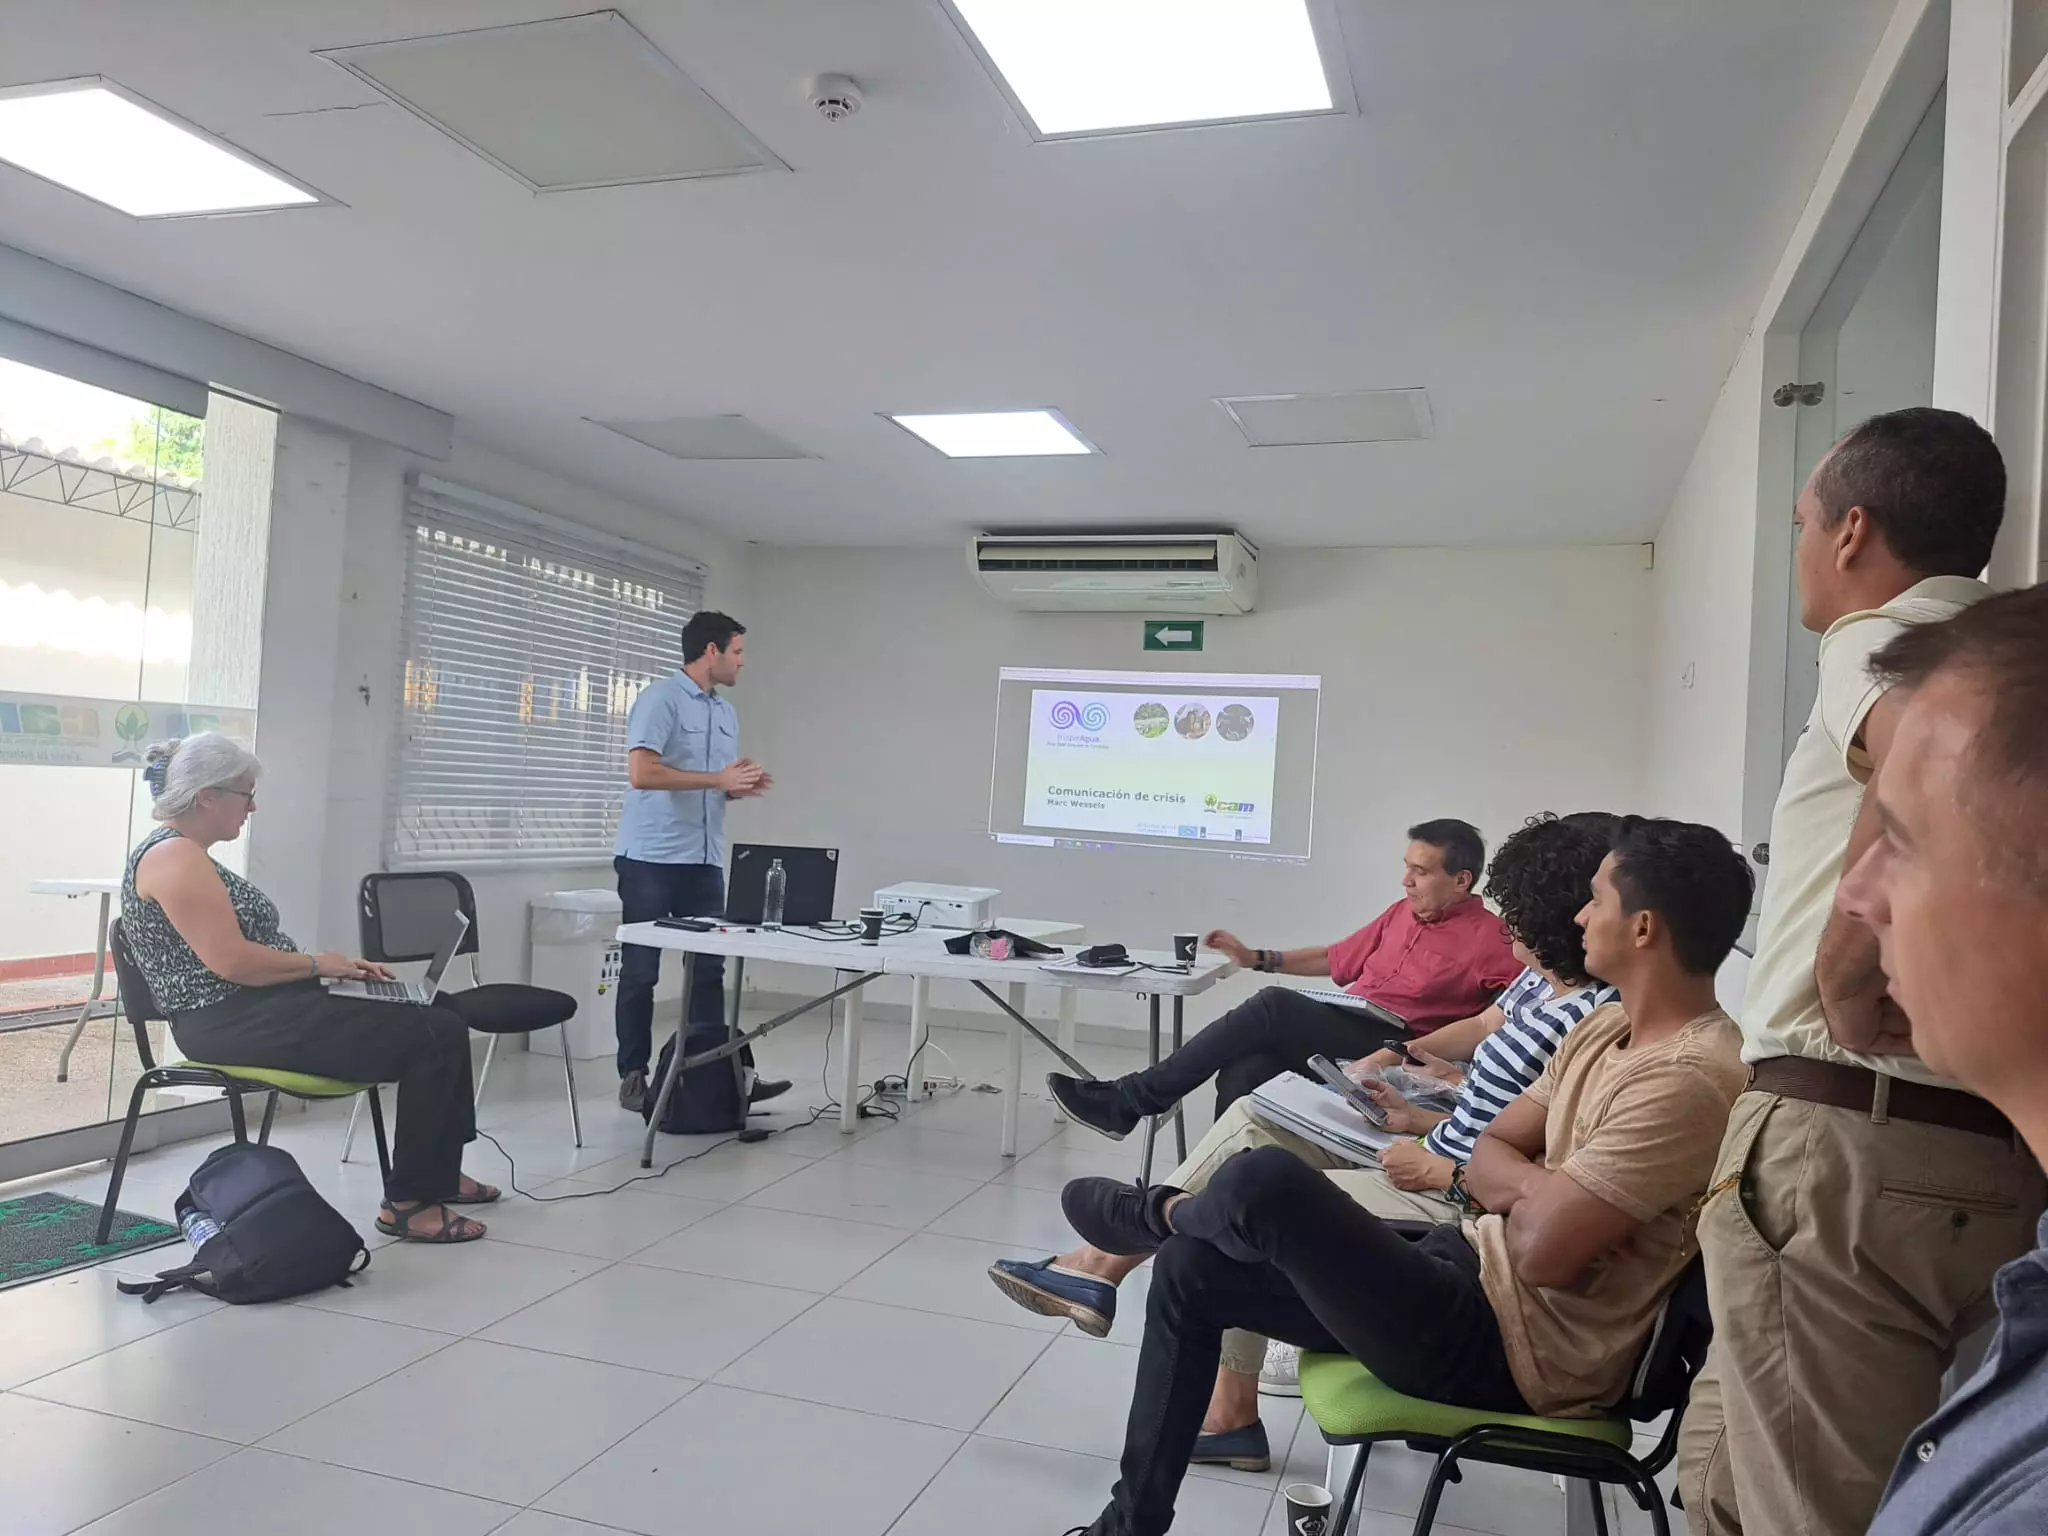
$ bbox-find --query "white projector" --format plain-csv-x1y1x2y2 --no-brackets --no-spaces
875,882,999,930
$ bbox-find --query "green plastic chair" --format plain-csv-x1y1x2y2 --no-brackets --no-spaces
1297,1260,1709,1536
98,919,391,1245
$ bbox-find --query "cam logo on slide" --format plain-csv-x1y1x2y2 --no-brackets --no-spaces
1048,699,1110,731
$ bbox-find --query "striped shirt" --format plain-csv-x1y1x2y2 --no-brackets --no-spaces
1423,967,1616,1163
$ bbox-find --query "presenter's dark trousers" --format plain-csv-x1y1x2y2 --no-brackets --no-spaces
173,983,477,1205
1087,1147,1526,1536
1108,985,1407,1121
613,856,731,1079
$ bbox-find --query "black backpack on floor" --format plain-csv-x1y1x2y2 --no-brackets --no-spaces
644,1024,747,1134
120,1143,369,1305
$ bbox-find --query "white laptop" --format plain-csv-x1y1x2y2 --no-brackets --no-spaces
328,911,469,1004
1247,1071,1399,1167
1293,987,1411,1036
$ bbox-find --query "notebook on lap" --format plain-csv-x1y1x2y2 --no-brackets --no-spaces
1293,987,1411,1036
1246,1071,1399,1167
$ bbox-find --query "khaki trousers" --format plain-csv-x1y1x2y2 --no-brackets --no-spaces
1164,1100,1462,1376
1677,1090,2043,1536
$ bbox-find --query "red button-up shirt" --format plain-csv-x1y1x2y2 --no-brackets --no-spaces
1324,897,1518,1034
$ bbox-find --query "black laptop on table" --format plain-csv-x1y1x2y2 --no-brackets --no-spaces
726,844,839,927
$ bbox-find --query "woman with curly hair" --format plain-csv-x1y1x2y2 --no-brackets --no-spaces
987,811,1619,1470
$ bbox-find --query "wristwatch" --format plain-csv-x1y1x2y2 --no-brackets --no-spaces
1446,1160,1471,1208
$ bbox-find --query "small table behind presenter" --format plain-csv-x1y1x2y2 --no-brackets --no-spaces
26,877,122,1082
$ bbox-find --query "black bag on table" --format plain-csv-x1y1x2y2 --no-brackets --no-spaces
644,1023,747,1134
119,1143,368,1305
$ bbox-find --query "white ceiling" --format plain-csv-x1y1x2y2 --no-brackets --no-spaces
0,1,1892,548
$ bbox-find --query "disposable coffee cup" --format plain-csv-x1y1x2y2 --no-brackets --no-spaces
1173,933,1198,964
859,907,885,944
1283,1482,1332,1536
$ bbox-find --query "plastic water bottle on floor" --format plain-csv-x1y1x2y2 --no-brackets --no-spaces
180,1209,221,1251
762,857,786,930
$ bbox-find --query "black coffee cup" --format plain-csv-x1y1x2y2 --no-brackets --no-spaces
859,907,885,944
1283,1482,1332,1536
1173,933,1198,964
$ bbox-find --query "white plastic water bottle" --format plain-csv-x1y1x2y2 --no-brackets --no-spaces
762,858,787,930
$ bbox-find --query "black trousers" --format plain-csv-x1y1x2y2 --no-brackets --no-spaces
1116,985,1407,1121
173,982,477,1205
613,856,729,1079
1097,1147,1527,1536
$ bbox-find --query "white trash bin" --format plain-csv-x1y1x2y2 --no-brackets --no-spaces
528,890,623,1060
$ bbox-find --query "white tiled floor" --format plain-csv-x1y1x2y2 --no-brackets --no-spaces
0,1013,1614,1535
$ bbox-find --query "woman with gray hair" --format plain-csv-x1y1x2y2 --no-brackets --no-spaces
121,732,493,1243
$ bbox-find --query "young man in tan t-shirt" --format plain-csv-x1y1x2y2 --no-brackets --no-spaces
1049,818,1754,1536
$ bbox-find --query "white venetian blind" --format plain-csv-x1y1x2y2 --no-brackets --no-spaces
389,475,705,867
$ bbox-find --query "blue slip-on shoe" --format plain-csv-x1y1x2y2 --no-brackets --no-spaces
1191,1419,1271,1472
988,1256,1117,1338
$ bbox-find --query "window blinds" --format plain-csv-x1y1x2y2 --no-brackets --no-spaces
389,475,705,867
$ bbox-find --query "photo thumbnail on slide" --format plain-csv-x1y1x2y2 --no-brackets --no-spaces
1023,689,1278,844
988,668,1320,861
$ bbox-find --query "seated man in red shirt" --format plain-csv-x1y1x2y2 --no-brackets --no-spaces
1047,818,1520,1138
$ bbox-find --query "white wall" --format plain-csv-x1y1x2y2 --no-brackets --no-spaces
731,544,1651,1033
305,434,750,980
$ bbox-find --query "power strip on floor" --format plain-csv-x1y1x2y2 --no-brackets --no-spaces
873,1076,963,1100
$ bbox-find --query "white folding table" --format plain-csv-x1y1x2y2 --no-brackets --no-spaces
618,921,1237,1178
27,876,122,1082
618,917,1084,1167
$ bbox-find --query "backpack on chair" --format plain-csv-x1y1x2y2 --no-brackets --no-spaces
120,1143,369,1305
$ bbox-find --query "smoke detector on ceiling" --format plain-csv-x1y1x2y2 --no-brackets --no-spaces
807,73,862,122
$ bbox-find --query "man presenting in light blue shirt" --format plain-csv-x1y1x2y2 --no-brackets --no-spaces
613,611,783,1112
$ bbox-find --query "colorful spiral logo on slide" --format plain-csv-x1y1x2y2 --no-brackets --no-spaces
1048,699,1110,732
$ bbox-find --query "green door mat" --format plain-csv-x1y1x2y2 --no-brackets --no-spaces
0,1192,180,1291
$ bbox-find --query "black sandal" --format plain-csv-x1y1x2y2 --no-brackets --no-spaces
443,1179,501,1207
376,1201,487,1243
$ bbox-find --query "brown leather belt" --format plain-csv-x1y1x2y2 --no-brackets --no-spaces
1748,1055,2014,1141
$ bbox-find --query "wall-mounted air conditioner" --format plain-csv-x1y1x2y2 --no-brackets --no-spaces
968,532,1258,614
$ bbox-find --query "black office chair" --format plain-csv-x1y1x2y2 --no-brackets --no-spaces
345,871,581,1154
1301,1256,1711,1536
101,918,390,1244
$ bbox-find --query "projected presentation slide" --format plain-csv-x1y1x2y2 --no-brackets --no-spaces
989,668,1321,861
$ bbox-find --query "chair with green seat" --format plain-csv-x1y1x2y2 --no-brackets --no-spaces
96,918,391,1245
1299,1257,1710,1536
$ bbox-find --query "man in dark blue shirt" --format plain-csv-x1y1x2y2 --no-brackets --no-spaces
1834,585,2048,1535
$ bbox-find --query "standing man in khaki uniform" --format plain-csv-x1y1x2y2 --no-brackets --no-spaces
1679,407,2047,1535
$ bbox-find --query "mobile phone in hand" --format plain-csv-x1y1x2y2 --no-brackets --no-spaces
1307,1054,1390,1128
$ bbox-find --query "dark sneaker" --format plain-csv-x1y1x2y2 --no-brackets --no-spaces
1046,1073,1141,1141
1060,1177,1179,1256
748,1077,793,1104
987,1256,1117,1337
1191,1420,1271,1472
618,1069,646,1112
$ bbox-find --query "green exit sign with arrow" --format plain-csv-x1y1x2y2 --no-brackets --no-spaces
1143,620,1205,652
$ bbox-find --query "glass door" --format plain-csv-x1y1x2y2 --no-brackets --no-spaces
0,356,272,1180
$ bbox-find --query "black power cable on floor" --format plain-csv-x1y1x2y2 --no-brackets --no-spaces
478,989,905,1203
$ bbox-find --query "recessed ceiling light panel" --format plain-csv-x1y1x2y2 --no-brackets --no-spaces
943,0,1346,139
1218,388,1435,447
593,415,811,461
319,10,785,192
886,410,1098,458
0,77,323,218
